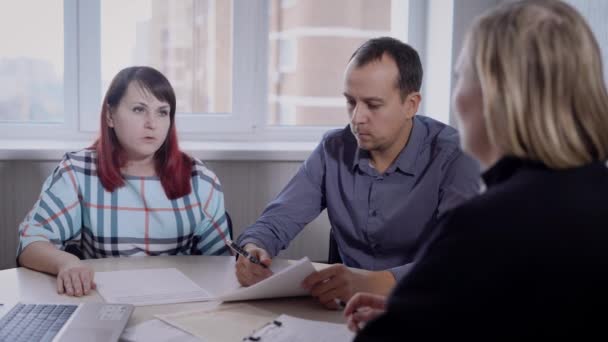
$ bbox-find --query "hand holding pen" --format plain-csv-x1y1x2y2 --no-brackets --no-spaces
232,242,274,286
227,240,268,268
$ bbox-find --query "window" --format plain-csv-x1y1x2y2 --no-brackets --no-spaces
267,0,407,127
100,0,232,114
0,0,64,123
73,0,261,135
0,0,415,142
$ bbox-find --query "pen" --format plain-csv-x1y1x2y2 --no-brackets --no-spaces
227,240,269,269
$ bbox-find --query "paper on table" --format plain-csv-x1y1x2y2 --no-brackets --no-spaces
246,314,355,342
95,268,213,306
218,257,315,302
120,319,201,342
156,304,277,342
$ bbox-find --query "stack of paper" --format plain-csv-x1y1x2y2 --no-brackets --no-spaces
94,257,316,306
95,268,212,306
218,257,316,301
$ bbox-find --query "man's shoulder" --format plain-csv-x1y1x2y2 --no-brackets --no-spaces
416,115,459,147
415,116,464,161
321,126,353,143
318,126,357,153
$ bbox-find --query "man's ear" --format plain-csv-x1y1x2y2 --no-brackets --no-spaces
404,92,421,119
105,107,115,128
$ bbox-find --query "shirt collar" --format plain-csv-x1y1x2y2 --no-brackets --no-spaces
352,116,426,176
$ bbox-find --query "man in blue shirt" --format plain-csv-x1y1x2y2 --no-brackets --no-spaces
235,37,480,309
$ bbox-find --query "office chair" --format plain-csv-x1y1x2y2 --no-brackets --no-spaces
327,228,342,264
65,244,85,260
225,211,234,240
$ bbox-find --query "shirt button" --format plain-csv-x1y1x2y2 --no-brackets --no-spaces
370,210,377,217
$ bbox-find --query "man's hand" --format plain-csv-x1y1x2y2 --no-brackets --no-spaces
301,264,395,310
57,260,96,297
343,292,387,332
235,243,273,286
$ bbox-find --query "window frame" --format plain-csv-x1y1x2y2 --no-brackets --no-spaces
0,0,429,145
0,0,83,141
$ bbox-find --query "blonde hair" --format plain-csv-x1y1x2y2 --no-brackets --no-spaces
468,0,608,168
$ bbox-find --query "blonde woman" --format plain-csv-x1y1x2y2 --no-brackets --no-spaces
345,0,608,340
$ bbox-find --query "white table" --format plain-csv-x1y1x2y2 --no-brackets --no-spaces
0,255,346,328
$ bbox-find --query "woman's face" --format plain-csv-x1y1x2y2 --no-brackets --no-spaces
106,82,171,162
452,43,497,168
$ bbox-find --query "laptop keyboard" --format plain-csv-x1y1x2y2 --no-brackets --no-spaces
0,303,78,342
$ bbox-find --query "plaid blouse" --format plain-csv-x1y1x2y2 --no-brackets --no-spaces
17,149,231,258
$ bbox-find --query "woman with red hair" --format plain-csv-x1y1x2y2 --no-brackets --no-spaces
17,66,231,297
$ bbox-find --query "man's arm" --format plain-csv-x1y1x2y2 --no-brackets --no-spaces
235,139,329,286
236,141,328,256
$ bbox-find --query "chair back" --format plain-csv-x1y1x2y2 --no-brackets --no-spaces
327,228,342,264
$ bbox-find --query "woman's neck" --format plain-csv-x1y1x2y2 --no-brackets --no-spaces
121,156,157,177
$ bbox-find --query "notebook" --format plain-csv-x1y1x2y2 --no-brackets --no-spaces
0,301,133,342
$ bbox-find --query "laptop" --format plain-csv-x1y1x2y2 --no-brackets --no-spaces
0,301,134,342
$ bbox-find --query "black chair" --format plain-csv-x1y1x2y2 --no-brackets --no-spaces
225,211,234,240
65,244,85,260
327,228,343,264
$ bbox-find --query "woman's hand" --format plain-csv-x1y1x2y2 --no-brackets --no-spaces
343,292,387,332
57,261,96,297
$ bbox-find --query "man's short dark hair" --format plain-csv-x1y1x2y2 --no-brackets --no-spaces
349,37,423,99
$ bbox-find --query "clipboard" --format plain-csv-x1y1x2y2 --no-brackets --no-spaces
243,314,355,341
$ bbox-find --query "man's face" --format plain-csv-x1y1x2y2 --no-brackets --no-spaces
344,54,418,153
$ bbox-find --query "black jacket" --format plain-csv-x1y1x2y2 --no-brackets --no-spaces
356,157,608,341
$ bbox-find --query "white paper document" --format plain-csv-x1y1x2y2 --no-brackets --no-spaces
246,314,355,342
218,257,316,302
95,268,213,306
156,304,277,342
120,319,201,342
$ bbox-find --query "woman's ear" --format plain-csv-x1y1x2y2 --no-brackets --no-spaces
105,106,115,128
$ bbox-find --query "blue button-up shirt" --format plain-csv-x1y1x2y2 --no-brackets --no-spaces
237,115,480,280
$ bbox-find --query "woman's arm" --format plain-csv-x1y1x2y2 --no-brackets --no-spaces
17,154,90,296
19,241,95,297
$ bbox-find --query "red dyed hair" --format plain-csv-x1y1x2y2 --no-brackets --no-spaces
92,66,192,199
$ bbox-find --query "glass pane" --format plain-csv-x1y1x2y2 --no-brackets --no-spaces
0,0,64,122
268,0,400,126
101,0,233,114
